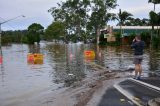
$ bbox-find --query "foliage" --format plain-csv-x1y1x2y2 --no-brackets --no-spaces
102,32,151,46
115,10,150,26
149,11,159,26
2,23,44,45
152,36,160,48
1,30,28,44
125,33,135,45
107,42,121,46
125,18,150,26
88,0,117,44
114,32,121,43
140,32,151,46
149,11,160,47
45,21,65,41
49,0,117,43
117,10,133,26
99,33,107,45
149,0,160,4
49,0,91,43
27,23,44,44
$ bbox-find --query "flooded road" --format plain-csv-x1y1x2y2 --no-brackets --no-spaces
0,42,160,106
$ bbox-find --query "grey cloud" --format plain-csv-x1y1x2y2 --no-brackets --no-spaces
1,0,159,30
0,0,65,30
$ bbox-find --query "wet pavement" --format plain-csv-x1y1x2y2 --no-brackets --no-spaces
140,77,160,88
118,79,160,105
98,78,160,106
98,88,136,106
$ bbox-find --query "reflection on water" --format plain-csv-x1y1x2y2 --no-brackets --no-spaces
46,43,86,86
0,43,160,105
28,44,41,53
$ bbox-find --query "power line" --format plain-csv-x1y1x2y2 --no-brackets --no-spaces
0,17,15,30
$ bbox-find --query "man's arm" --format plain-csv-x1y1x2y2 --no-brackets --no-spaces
131,39,136,48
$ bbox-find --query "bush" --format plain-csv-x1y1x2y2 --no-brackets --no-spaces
99,33,107,45
140,32,150,46
107,42,121,46
114,32,121,43
152,36,160,48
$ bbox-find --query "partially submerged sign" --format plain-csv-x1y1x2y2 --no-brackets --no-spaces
104,34,109,38
84,50,95,61
27,53,44,64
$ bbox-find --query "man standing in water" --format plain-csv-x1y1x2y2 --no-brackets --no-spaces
131,35,145,80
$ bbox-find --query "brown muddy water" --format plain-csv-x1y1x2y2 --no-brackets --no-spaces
0,42,160,106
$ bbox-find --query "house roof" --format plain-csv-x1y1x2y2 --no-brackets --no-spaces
113,26,160,29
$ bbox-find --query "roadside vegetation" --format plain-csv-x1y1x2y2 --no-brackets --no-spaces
1,0,160,48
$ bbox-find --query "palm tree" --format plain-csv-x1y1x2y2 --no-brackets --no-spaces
117,9,133,37
149,11,160,45
117,10,133,26
148,0,160,11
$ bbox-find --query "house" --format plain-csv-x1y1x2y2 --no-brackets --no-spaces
101,26,159,44
101,25,116,42
113,26,154,44
113,26,153,36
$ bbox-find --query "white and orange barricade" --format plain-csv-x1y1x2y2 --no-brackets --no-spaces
27,53,44,64
84,50,95,61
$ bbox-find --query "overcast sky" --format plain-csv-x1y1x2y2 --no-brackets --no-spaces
0,0,160,31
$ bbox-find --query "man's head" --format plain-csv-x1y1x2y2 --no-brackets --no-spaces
135,35,141,41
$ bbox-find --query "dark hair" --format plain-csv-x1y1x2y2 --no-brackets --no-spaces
136,35,141,40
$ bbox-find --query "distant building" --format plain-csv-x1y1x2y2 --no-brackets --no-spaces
101,25,116,42
101,26,159,43
113,26,153,37
113,26,157,44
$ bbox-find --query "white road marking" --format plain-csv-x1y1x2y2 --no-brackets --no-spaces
114,84,143,106
129,78,160,92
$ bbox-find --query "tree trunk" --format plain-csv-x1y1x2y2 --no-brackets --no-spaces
120,25,122,37
96,27,100,45
157,26,159,36
151,25,154,44
75,19,81,43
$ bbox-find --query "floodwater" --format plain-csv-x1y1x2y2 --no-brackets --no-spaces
0,42,160,106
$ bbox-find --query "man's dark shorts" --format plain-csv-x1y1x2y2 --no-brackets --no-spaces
133,55,143,64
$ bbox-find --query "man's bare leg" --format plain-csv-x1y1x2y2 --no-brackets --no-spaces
138,64,142,77
135,64,139,78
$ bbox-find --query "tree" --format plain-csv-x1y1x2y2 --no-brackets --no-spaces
117,10,133,26
116,9,132,37
123,18,150,26
27,23,44,44
45,21,65,42
149,11,159,36
149,11,159,26
89,0,117,44
49,0,90,42
149,11,160,47
2,30,28,44
148,0,160,11
49,0,117,44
